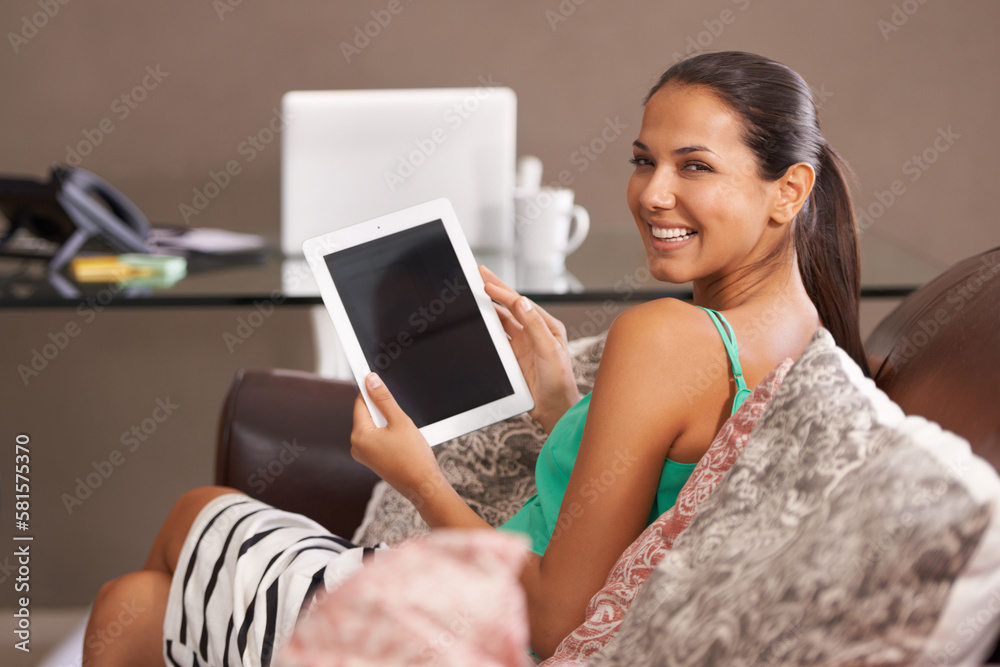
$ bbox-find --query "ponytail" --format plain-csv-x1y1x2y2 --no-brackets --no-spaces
796,143,869,375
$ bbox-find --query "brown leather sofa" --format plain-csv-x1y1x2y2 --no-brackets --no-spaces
215,246,1000,656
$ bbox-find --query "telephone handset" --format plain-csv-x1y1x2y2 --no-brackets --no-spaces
0,166,151,274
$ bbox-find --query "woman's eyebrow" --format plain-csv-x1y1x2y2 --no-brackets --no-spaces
631,140,718,157
675,145,718,157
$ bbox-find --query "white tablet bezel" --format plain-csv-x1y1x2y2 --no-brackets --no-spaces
302,197,534,446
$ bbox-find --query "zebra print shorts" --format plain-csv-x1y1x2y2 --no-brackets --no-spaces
162,493,378,667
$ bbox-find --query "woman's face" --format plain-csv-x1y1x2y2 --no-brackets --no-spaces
627,83,784,288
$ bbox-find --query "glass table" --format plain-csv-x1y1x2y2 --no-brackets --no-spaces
0,228,941,309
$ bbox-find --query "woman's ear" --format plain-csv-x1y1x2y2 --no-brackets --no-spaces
771,162,815,224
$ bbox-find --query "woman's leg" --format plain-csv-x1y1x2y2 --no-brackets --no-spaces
142,486,241,575
82,486,241,666
83,570,171,666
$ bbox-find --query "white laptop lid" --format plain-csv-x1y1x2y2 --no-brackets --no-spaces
281,87,516,256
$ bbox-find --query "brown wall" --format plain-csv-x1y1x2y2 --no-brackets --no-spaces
1,0,998,607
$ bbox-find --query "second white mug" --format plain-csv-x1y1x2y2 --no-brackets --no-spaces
514,188,590,272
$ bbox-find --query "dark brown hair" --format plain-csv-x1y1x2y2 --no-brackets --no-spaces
646,51,867,374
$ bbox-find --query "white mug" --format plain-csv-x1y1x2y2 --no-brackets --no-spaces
514,188,590,272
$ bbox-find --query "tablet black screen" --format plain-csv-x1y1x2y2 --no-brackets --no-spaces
324,220,514,427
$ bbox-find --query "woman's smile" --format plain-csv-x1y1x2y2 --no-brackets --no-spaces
649,224,698,246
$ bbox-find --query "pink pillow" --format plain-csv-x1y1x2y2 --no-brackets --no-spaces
541,359,793,666
280,530,530,667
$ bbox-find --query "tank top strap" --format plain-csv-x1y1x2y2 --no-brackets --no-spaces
697,307,752,416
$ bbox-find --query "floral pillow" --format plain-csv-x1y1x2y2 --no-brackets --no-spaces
591,329,1000,666
352,334,606,547
541,358,793,666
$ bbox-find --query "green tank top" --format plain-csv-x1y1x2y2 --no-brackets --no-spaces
499,308,748,556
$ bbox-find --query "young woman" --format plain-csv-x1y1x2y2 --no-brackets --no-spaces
83,51,866,665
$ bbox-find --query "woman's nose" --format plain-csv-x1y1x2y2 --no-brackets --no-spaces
639,170,677,210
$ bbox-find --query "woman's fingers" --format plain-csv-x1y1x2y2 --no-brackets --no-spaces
481,266,531,315
352,392,376,429
493,299,525,338
350,380,436,493
481,266,533,344
359,373,409,428
483,278,521,313
532,302,569,343
503,296,566,367
482,268,564,339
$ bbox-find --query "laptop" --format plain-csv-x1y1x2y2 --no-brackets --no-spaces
281,87,517,256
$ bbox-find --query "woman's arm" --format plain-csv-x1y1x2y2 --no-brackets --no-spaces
518,299,708,655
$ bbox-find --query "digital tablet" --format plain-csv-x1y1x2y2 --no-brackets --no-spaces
302,198,534,446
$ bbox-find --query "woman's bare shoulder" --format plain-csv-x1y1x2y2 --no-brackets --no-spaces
604,298,715,353
595,298,722,395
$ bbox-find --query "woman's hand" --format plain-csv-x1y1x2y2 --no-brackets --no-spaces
350,373,492,531
350,373,444,509
480,265,582,433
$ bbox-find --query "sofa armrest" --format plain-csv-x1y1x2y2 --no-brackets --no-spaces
215,368,380,539
866,246,1000,471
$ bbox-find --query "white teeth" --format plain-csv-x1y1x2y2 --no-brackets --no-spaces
651,227,695,241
